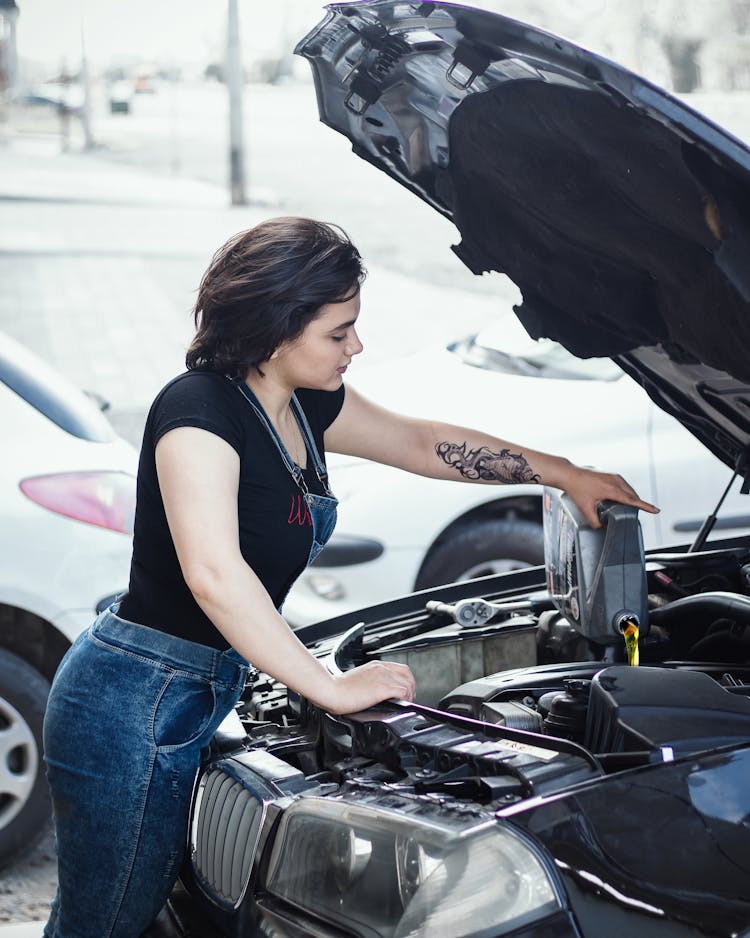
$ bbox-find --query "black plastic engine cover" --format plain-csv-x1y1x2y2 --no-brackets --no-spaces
585,666,750,755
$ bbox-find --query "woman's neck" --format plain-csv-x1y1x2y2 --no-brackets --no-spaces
242,368,293,423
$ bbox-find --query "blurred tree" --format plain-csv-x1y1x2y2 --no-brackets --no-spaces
204,61,224,82
661,35,702,92
446,0,745,91
732,0,750,33
727,0,750,87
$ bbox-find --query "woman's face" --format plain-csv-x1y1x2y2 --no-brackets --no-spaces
271,291,364,391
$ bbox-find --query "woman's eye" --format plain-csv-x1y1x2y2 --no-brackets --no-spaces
332,335,346,342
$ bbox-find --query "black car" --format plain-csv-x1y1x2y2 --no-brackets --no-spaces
153,3,750,936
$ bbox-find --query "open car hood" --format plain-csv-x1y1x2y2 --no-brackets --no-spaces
296,1,750,475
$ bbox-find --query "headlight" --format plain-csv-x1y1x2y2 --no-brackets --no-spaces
265,797,560,937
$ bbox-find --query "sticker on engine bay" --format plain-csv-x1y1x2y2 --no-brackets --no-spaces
501,739,557,761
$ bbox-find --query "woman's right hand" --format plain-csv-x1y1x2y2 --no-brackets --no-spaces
326,660,416,714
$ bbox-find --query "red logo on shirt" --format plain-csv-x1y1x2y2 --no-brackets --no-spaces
288,495,312,526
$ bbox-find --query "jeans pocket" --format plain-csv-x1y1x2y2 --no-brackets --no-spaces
152,671,216,751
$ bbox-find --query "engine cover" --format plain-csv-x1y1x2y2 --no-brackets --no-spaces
585,666,750,756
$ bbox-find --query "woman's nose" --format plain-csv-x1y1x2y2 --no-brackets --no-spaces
347,328,364,356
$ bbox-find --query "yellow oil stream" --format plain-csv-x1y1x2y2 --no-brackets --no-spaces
621,620,640,667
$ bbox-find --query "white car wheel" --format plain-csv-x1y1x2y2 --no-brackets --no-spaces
458,556,538,579
0,649,51,866
416,518,545,589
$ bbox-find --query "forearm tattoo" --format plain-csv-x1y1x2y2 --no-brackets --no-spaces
435,441,541,484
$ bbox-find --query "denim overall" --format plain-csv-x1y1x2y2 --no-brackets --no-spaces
234,380,338,579
42,387,336,937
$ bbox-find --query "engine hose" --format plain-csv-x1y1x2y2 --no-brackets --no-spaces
649,591,750,631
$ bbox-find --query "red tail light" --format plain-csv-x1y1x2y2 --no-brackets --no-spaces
19,472,136,535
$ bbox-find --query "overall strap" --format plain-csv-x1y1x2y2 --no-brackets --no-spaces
290,393,332,495
233,380,304,490
232,380,332,497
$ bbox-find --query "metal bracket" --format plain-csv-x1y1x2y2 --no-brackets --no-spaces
446,38,494,90
345,71,382,114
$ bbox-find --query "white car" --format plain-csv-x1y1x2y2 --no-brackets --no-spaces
284,315,750,626
0,333,137,865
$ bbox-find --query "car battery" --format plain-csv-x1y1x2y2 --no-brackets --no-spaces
543,488,648,645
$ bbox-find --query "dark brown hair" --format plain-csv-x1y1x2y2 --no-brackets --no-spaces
186,217,366,379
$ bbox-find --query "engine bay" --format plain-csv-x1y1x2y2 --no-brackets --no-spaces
233,494,750,815
186,495,750,928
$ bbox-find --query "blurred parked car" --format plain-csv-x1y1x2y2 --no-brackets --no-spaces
109,80,134,114
285,314,750,626
21,83,83,117
134,74,158,94
0,334,136,865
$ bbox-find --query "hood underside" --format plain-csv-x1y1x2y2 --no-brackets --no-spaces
296,1,750,473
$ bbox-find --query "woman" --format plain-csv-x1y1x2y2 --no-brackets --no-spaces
43,217,657,937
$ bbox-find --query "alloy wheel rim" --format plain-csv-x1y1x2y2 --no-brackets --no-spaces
458,558,533,580
0,696,38,829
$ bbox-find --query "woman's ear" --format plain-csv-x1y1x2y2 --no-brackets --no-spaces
269,348,280,360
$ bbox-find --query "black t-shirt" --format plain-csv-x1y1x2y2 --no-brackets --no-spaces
119,371,344,649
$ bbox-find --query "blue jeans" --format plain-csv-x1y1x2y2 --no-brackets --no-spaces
43,607,248,938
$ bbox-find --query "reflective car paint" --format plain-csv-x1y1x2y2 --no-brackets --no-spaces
505,746,750,936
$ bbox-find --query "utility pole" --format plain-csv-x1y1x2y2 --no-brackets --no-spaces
227,0,247,206
0,0,19,143
0,0,19,94
79,2,94,150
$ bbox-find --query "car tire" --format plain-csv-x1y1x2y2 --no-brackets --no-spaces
0,649,51,867
416,518,544,589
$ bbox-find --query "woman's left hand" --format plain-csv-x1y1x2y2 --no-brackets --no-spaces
561,464,660,528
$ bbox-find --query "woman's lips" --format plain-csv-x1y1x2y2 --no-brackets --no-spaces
337,365,348,374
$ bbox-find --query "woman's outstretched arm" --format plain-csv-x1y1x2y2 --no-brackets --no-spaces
324,385,659,528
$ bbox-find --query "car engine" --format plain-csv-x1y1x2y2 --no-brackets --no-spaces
233,490,750,810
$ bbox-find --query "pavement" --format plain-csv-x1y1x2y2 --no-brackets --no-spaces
0,926,43,936
0,125,508,448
